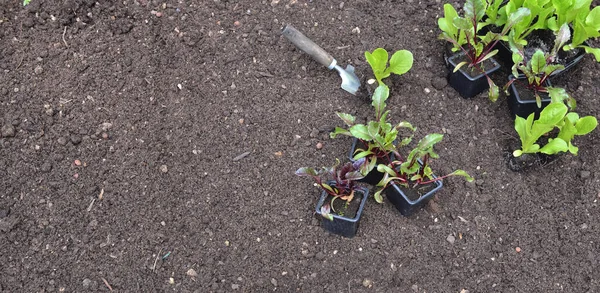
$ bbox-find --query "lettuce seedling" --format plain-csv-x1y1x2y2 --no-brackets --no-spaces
438,0,530,101
372,133,474,203
496,0,555,46
364,48,413,86
330,84,415,177
513,102,598,157
296,159,365,221
505,24,575,108
547,0,600,61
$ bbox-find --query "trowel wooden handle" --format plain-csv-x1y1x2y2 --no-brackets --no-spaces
282,25,335,68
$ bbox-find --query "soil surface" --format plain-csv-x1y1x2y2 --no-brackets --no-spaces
2,0,600,292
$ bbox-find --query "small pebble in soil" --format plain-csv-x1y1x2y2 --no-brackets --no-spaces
57,137,67,145
316,142,323,150
70,135,82,145
362,279,373,288
290,135,301,146
1,124,16,137
580,170,591,179
41,162,52,173
34,65,43,74
74,159,82,166
234,21,241,27
424,87,431,94
101,132,109,140
233,151,251,161
431,76,448,90
447,235,456,244
82,278,92,288
186,269,197,277
515,247,521,253
160,165,168,173
270,278,278,286
309,128,319,138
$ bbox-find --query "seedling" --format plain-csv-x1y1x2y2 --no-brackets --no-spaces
506,24,576,108
438,0,530,101
547,0,600,61
296,159,365,221
364,48,413,86
513,102,597,157
373,133,474,203
330,84,415,176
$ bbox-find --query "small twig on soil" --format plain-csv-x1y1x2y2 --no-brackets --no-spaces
86,198,96,212
152,248,162,272
347,280,352,293
492,128,518,140
98,188,104,200
62,27,69,47
101,278,113,292
337,45,351,50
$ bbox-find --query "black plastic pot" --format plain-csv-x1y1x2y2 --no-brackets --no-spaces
446,53,501,98
386,178,443,216
506,152,557,172
493,30,587,77
348,138,394,185
507,74,552,119
315,183,369,238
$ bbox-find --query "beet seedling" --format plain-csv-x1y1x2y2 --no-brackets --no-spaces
373,133,474,203
438,0,530,101
296,159,365,221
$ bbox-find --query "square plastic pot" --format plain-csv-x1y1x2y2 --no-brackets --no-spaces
507,74,552,119
446,53,500,98
315,183,369,238
385,167,443,216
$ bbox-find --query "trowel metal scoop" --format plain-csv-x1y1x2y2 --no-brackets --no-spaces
282,25,360,95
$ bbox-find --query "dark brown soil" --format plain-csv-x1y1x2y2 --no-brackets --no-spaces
398,181,437,202
326,192,363,219
2,0,600,292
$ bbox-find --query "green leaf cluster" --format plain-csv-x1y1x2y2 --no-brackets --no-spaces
497,0,600,61
365,48,413,86
23,0,31,5
438,0,530,102
330,84,415,176
513,103,598,157
372,134,474,203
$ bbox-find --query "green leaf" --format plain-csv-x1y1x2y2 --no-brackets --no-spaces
464,0,486,21
539,138,569,155
530,50,546,74
581,45,600,62
448,169,474,182
23,0,31,5
417,133,444,150
575,116,598,135
538,102,568,125
439,4,459,36
335,112,356,126
353,150,374,160
453,61,469,73
585,6,600,30
373,189,384,203
488,79,499,102
329,127,352,138
376,164,396,176
371,85,389,120
505,7,532,30
453,17,473,31
365,48,388,78
295,167,319,177
396,121,415,131
387,50,414,76
349,124,373,141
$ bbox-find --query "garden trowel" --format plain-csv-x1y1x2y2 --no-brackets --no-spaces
282,25,360,95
